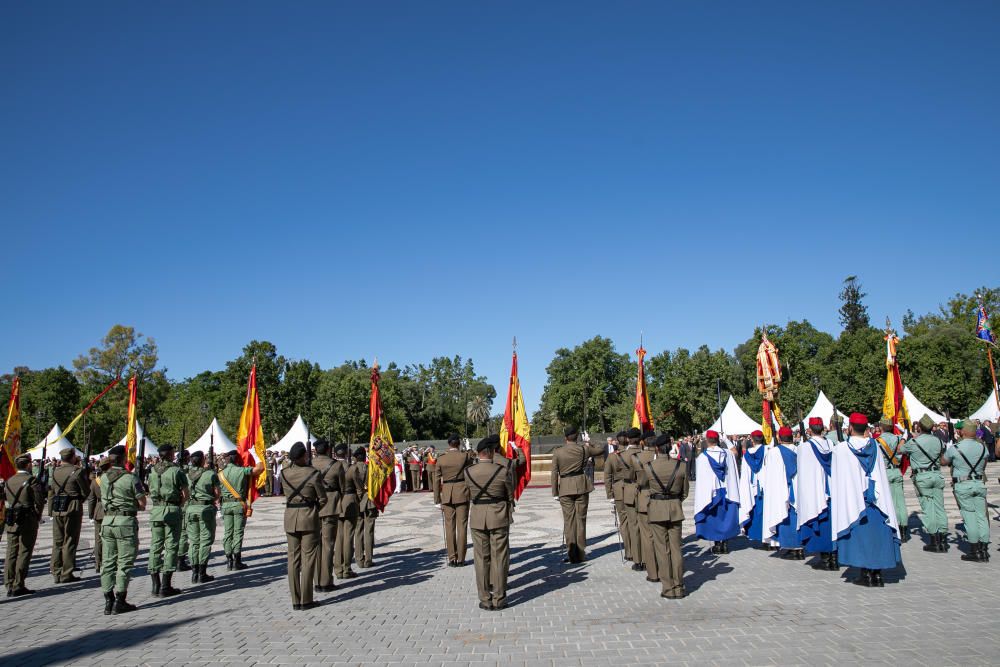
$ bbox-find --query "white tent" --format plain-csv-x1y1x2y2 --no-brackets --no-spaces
26,424,85,461
705,395,761,435
95,422,158,459
970,389,1000,422
267,414,317,453
186,418,237,454
903,386,949,424
802,390,848,426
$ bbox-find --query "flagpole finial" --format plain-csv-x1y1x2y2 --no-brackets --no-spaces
513,336,517,352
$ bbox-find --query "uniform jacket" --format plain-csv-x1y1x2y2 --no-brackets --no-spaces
435,449,476,505
48,463,88,516
4,471,44,533
87,476,105,521
357,462,375,513
339,461,365,519
466,459,513,530
644,457,689,523
281,463,327,533
312,454,346,519
551,441,605,497
634,449,657,512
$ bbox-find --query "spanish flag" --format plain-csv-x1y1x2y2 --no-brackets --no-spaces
367,363,396,512
1,378,21,480
631,345,654,432
499,350,531,500
882,328,910,429
236,364,268,502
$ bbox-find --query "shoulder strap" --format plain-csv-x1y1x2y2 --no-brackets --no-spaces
9,476,31,508
283,469,319,504
465,464,504,502
876,436,900,466
956,442,986,474
218,470,245,504
646,460,682,495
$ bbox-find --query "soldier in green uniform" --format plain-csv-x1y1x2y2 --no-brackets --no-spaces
336,444,363,580
466,434,513,610
310,439,344,591
185,450,221,583
87,457,112,573
876,419,909,540
4,453,45,596
147,444,188,597
944,421,990,562
219,450,264,571
550,425,605,564
353,447,377,568
280,441,327,610
99,445,146,614
634,431,658,583
902,415,948,552
646,434,690,599
48,447,88,583
176,449,192,572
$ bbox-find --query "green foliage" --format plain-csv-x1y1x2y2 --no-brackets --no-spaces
838,275,870,333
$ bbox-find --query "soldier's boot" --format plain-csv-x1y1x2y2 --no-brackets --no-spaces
829,552,839,570
199,564,215,582
852,568,872,586
150,572,162,597
938,533,949,552
178,556,191,571
961,544,979,562
226,554,234,571
923,534,938,552
112,592,137,614
234,553,248,570
191,565,201,584
103,591,115,616
710,542,721,554
160,572,182,597
978,543,990,562
871,570,884,587
900,526,910,542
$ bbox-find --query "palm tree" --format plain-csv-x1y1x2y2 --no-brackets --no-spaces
466,395,491,436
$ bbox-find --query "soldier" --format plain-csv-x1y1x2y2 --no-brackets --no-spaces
693,430,740,556
219,450,265,571
634,431,659,582
645,434,690,598
435,433,476,567
335,444,363,580
797,418,837,570
353,447,377,568
620,428,643,566
185,451,220,584
280,441,326,610
769,426,804,560
424,447,438,492
945,421,989,562
466,434,513,610
4,453,45,596
902,415,948,552
493,437,526,494
48,447,88,583
87,457,112,573
876,418,909,541
147,444,188,597
407,447,422,492
738,430,773,549
99,445,147,614
311,439,344,591
550,425,605,564
603,431,633,561
176,449,192,571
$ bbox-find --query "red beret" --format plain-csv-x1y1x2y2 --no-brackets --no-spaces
849,413,868,426
751,430,764,438
778,426,793,438
705,430,719,440
808,417,823,426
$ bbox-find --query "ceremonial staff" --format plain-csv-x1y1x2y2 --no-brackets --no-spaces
37,410,48,489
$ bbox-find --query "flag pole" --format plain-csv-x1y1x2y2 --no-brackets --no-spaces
988,346,1000,415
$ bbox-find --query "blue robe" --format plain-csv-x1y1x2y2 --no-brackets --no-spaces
774,445,802,548
742,447,766,542
836,442,902,569
695,454,740,541
799,441,833,554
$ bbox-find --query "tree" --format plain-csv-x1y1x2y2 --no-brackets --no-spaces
466,395,491,436
73,325,160,384
839,276,870,333
0,367,81,448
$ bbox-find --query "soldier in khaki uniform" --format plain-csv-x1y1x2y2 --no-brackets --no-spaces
353,447,377,568
48,448,89,583
424,447,438,492
311,440,344,591
634,431,659,583
435,433,476,567
336,444,363,579
280,442,327,610
4,454,45,596
603,431,632,561
645,434,690,598
550,425,605,563
99,445,146,614
621,428,643,567
87,457,112,572
407,447,423,491
466,434,513,610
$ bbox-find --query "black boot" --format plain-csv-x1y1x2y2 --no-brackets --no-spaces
871,570,884,587
234,553,248,570
830,552,839,571
852,568,872,586
962,544,979,561
923,534,937,552
112,592,137,614
200,564,215,582
711,542,720,554
720,540,730,554
104,591,115,615
900,526,910,542
192,565,201,584
981,543,990,562
178,556,191,572
226,554,234,571
150,572,161,597
161,572,181,597
938,533,949,552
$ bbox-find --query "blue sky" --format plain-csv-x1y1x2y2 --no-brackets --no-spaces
3,2,998,413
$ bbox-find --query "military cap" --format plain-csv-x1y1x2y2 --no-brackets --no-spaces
919,415,935,430
15,453,31,465
334,443,348,456
705,430,720,441
778,425,793,439
477,434,500,452
289,442,307,460
640,430,656,441
108,445,126,457
157,443,175,456
653,434,670,448
626,427,642,439
447,433,461,445
564,425,579,438
879,418,893,429
353,446,366,459
60,448,77,461
808,417,823,426
750,430,764,438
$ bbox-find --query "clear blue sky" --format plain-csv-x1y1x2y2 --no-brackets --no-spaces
3,2,998,413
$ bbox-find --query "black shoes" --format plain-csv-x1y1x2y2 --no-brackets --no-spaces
962,543,990,562
233,554,248,570
112,592,137,614
103,591,114,615
161,572,182,597
178,556,191,572
631,563,645,572
150,573,162,597
646,577,660,583
200,564,215,582
852,569,884,587
226,555,234,571
478,602,492,611
9,587,34,597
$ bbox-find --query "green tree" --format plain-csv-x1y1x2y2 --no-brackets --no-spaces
647,345,747,434
839,276,870,333
0,366,81,449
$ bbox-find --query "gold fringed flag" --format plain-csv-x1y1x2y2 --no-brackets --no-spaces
367,363,396,512
236,363,268,503
631,344,654,432
881,321,910,429
1,378,21,480
499,348,531,500
59,376,120,444
756,330,784,442
125,375,138,470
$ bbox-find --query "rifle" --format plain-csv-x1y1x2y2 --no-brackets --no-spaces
208,426,217,471
944,410,956,445
306,437,313,466
832,402,844,442
136,432,148,494
798,409,807,446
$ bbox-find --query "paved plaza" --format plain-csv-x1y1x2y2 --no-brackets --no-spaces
4,467,1000,666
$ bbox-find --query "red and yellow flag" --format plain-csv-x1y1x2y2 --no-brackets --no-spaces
125,375,139,470
756,331,784,442
499,350,531,500
236,363,268,503
1,378,22,480
367,363,396,512
882,327,910,429
631,345,654,432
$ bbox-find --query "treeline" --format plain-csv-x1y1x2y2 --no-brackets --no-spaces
2,279,997,450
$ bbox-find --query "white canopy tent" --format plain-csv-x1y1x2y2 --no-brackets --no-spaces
186,418,237,454
802,390,849,426
705,395,761,435
267,414,318,453
903,386,949,424
26,424,85,461
970,389,1000,422
95,422,158,459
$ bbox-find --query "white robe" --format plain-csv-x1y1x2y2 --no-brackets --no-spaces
694,446,740,516
761,445,793,542
796,436,834,529
831,436,901,541
737,445,778,545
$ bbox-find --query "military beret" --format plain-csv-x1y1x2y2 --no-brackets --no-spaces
289,442,307,460
447,433,461,445
334,443,348,456
954,420,965,430
808,417,823,426
626,427,641,439
653,434,670,448
477,434,500,452
564,425,579,438
353,447,366,459
750,430,764,438
157,444,175,456
108,445,126,457
705,430,720,440
919,415,935,430
849,413,868,426
778,426,793,438
15,453,31,465
641,430,656,441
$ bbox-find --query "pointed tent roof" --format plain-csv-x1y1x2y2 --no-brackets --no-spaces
705,396,760,435
267,414,317,453
27,424,85,461
801,391,849,427
970,389,1000,422
186,418,237,454
903,386,948,424
94,422,158,459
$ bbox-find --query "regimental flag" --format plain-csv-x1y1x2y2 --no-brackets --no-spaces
631,345,654,432
756,331,784,442
977,302,996,344
125,375,138,470
881,327,910,429
499,350,531,500
236,364,268,503
1,378,21,480
367,363,396,512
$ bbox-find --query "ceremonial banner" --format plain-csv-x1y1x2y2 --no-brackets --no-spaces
367,364,396,512
0,378,21,480
125,375,138,470
236,364,268,502
58,376,120,444
975,297,1000,415
881,326,910,429
631,345,654,432
756,331,784,442
499,350,531,499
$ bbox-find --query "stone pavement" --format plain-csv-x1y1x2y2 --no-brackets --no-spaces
4,465,1000,667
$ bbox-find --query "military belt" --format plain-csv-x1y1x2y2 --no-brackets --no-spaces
286,501,316,508
912,466,940,473
649,493,682,501
443,477,466,484
559,470,584,478
187,501,213,506
153,500,182,506
472,497,506,504
105,511,137,517
953,474,984,483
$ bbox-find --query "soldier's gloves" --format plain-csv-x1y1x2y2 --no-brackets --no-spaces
434,504,442,510
509,441,518,451
582,432,591,443
553,496,560,502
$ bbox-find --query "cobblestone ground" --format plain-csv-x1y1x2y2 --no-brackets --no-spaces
4,465,1000,666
